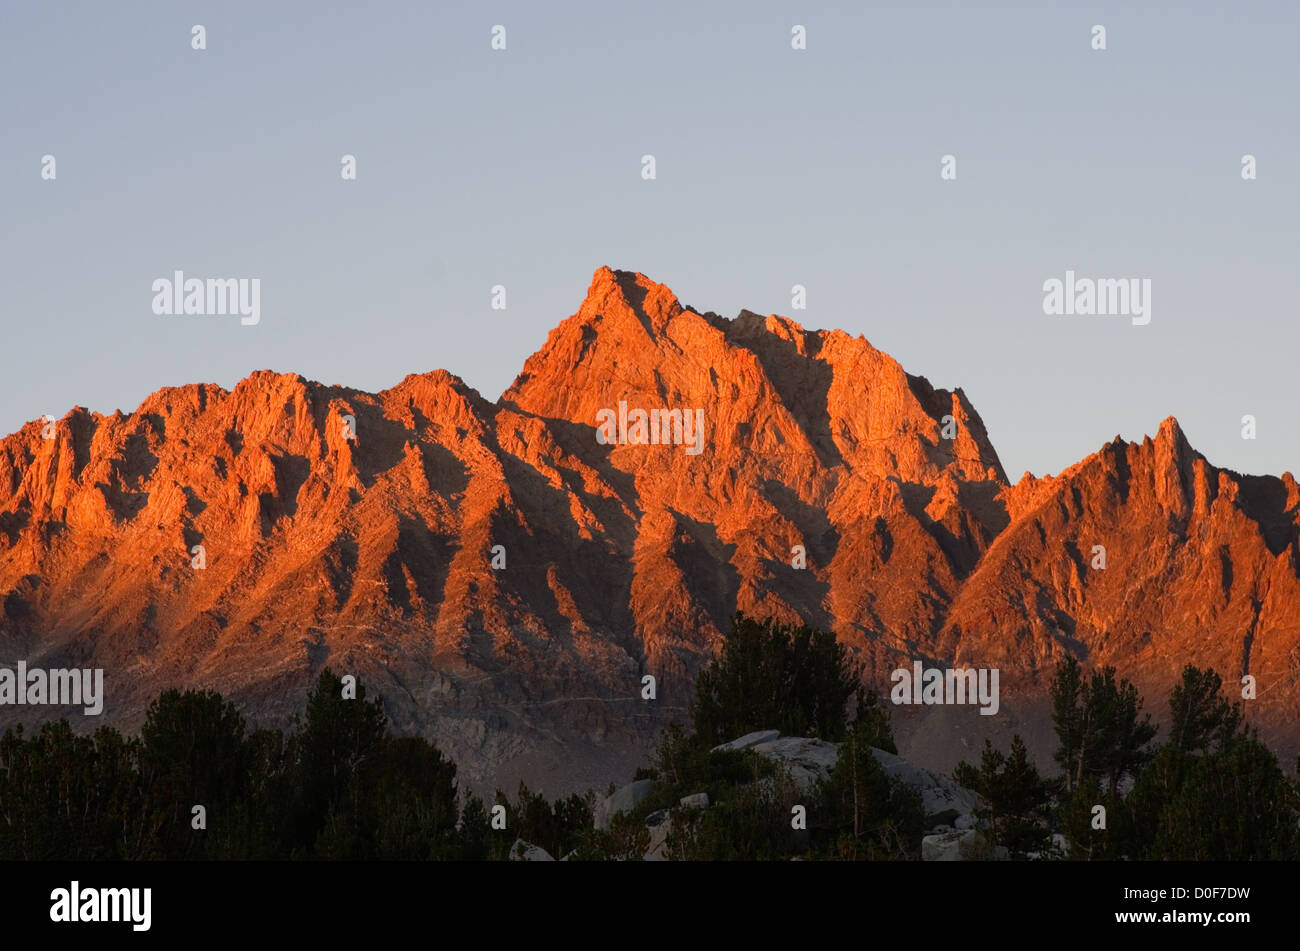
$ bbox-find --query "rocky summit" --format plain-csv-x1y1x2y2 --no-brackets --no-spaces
2,266,1298,794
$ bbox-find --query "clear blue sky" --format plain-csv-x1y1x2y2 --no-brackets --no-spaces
3,0,1297,480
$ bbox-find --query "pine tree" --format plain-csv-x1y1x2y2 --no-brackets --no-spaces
690,613,861,746
292,668,387,857
1149,733,1300,860
959,735,1054,859
1051,655,1155,797
139,689,249,858
1168,665,1242,753
1128,667,1296,860
815,718,923,860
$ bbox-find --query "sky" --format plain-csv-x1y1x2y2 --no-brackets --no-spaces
2,0,1297,480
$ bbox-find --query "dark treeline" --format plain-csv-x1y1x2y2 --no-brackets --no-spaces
0,669,589,860
956,657,1300,860
1,614,1297,860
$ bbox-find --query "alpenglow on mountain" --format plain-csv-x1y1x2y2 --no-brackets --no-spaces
2,267,1297,791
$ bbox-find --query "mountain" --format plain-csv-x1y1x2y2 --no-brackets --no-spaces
1,266,1297,792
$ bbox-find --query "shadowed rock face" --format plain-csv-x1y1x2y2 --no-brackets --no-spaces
1,266,1298,794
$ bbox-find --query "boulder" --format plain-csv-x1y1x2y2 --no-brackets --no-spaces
921,829,1008,861
679,792,710,810
710,733,981,829
509,839,555,862
750,736,840,792
870,747,979,829
594,779,655,831
645,808,673,859
711,730,781,752
708,731,983,840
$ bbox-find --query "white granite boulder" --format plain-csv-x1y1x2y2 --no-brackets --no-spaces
509,839,555,862
594,779,655,831
711,730,781,752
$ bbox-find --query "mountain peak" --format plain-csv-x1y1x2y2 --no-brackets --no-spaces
578,266,685,339
1154,414,1189,453
503,269,1006,486
10,268,1296,797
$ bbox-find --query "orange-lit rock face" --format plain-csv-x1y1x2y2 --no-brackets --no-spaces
1,267,1297,791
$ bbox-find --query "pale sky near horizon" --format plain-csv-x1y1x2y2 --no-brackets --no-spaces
2,1,1297,481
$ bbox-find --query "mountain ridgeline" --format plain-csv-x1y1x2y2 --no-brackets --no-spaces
1,266,1298,793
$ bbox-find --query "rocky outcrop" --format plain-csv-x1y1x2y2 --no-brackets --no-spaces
594,780,654,832
712,731,979,831
921,829,1007,862
722,735,840,794
645,809,673,859
871,747,979,828
712,730,781,752
2,266,1298,795
605,732,984,859
509,839,555,862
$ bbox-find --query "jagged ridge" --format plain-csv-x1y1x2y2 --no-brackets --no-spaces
2,267,1297,791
